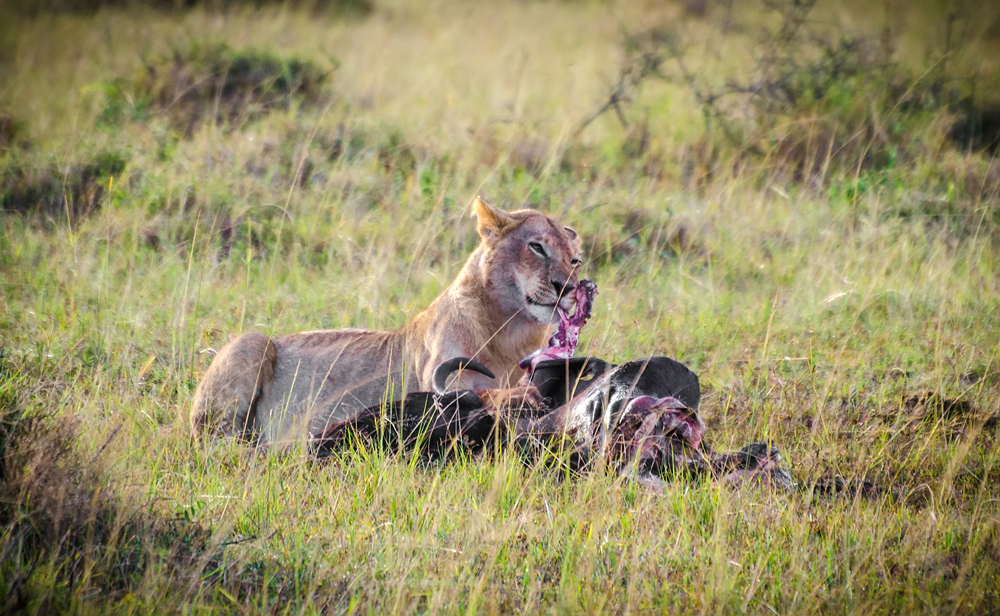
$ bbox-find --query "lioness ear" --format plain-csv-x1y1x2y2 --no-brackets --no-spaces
472,196,514,242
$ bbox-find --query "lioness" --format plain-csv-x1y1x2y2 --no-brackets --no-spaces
190,197,583,446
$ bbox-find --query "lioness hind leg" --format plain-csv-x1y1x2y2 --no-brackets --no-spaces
190,332,277,442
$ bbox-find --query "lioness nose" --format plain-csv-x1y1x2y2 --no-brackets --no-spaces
552,279,575,297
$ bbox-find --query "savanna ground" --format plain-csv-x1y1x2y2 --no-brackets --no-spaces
1,0,1000,613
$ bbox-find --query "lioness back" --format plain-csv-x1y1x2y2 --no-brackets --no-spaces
190,197,583,447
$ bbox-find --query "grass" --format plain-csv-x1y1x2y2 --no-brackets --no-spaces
1,0,999,613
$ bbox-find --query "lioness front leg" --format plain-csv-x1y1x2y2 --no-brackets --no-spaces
189,332,277,442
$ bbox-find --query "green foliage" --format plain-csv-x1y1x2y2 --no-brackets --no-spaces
100,42,332,133
0,114,25,152
96,78,152,127
596,0,1000,198
0,151,128,220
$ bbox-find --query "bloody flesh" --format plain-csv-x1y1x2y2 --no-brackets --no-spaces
519,279,598,373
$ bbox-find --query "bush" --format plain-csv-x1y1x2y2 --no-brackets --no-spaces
0,114,24,153
101,43,332,134
583,0,1000,189
0,152,127,220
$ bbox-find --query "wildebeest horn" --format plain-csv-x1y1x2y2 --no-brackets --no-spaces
433,357,495,395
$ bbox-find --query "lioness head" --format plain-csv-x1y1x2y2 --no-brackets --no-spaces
472,197,583,325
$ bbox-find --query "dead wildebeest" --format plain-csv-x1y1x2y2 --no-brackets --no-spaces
315,354,794,491
316,279,792,489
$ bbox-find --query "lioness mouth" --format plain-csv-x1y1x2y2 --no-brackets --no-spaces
519,279,598,371
525,296,557,308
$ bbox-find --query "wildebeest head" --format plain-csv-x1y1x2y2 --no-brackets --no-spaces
520,356,704,451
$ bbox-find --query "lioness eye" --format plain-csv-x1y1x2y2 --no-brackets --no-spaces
528,242,547,258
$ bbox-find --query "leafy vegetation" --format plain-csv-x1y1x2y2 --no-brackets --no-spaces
0,0,998,613
0,152,126,221
100,43,331,134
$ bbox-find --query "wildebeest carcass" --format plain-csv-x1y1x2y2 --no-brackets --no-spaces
316,278,792,489
315,354,794,490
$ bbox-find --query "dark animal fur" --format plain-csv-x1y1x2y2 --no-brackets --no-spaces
315,355,793,490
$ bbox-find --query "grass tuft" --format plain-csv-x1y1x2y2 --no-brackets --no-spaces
101,42,331,134
0,151,127,221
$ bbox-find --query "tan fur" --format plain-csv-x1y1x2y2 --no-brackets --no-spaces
189,197,583,447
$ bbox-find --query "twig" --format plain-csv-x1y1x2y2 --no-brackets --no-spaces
91,423,123,463
574,29,677,138
220,533,257,547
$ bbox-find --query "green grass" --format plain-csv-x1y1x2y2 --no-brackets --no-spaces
1,0,999,613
